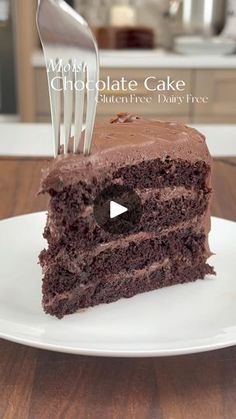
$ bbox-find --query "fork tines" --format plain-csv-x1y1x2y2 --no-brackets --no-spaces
36,0,99,158
47,58,98,157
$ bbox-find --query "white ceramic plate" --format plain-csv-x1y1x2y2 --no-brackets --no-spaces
0,212,235,357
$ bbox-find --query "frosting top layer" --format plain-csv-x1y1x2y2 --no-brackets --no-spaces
41,113,212,192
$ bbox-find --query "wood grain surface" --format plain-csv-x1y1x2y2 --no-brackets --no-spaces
0,158,236,419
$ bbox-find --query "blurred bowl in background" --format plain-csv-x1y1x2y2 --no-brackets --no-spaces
174,35,236,55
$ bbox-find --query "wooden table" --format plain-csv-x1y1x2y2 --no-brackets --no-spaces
0,158,236,419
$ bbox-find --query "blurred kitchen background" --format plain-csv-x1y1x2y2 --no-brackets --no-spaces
1,0,236,123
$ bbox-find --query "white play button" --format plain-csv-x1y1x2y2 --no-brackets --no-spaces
110,200,128,219
94,185,142,234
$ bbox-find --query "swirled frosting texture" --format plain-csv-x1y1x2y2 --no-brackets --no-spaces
40,114,212,192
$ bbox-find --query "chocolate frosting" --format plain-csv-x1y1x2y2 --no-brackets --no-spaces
40,113,212,192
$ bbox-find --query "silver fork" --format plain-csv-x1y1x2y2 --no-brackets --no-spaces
36,0,99,156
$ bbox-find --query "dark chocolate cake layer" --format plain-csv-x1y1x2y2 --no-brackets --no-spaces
44,187,210,250
39,113,214,318
43,259,214,318
40,226,209,283
42,158,210,213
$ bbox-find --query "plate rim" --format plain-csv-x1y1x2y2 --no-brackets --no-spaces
0,332,236,357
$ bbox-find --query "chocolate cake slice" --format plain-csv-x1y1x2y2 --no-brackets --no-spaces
39,113,215,318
